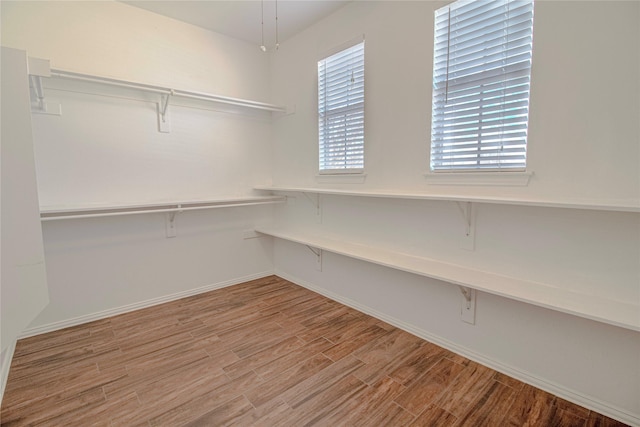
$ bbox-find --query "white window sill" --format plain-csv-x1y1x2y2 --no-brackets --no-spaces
316,173,367,184
424,171,534,186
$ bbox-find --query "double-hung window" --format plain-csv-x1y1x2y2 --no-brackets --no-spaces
430,0,534,172
318,40,365,174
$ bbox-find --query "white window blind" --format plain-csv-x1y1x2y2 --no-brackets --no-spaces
318,41,365,173
430,0,534,171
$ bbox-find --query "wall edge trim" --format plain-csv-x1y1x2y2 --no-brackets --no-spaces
274,269,640,426
19,270,275,339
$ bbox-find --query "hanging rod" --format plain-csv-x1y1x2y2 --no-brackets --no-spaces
40,196,286,221
48,69,287,113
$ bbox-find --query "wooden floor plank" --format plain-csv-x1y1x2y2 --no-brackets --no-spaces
352,328,425,385
433,360,496,417
146,370,262,426
322,324,390,361
230,398,293,426
1,386,106,426
101,343,210,400
410,404,458,427
1,275,629,427
181,394,254,427
45,390,139,427
387,342,448,386
252,337,334,380
134,360,228,406
393,356,466,416
321,376,406,425
502,383,557,426
454,380,518,426
356,401,417,426
222,335,304,379
278,355,363,409
243,353,334,408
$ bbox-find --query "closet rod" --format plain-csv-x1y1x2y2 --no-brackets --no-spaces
40,197,286,221
49,69,287,113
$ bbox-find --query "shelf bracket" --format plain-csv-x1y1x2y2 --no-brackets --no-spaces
455,201,476,250
306,245,323,271
302,193,322,223
29,75,62,115
459,286,473,306
157,90,173,133
455,202,473,236
165,204,182,238
459,286,476,324
302,192,319,210
165,212,177,238
29,75,45,111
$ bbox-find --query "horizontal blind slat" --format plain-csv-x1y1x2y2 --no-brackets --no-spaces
433,76,530,103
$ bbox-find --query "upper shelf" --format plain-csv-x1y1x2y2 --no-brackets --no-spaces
47,69,287,113
255,185,640,213
29,65,287,127
40,196,286,221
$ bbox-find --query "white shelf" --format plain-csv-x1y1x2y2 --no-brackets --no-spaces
254,185,640,213
256,226,640,332
40,196,286,221
48,69,288,113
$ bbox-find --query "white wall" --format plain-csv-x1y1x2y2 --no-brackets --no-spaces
269,1,640,424
0,1,275,330
270,1,639,204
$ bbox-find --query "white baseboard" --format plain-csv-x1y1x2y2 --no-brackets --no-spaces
19,271,275,339
0,340,18,408
274,269,640,427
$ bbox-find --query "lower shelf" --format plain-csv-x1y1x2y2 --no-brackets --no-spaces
255,226,640,332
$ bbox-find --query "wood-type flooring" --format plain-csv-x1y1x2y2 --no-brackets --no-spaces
1,276,629,426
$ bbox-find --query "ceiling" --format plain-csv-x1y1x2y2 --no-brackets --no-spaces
122,1,350,49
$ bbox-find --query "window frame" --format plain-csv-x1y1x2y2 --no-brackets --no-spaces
317,38,366,175
429,0,535,174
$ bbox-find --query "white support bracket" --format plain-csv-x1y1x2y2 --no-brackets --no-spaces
459,286,476,324
165,204,182,238
29,74,45,111
157,90,173,133
28,57,61,115
28,75,62,116
302,192,322,223
460,286,473,305
455,201,476,250
306,245,323,271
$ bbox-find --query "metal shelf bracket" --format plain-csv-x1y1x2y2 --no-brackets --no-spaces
306,245,323,271
29,74,62,116
459,286,473,306
29,75,45,111
459,285,476,324
165,204,184,238
456,201,473,236
455,201,476,250
158,91,173,133
302,192,322,223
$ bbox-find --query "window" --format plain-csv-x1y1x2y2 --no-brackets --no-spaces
430,0,534,172
318,40,365,174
